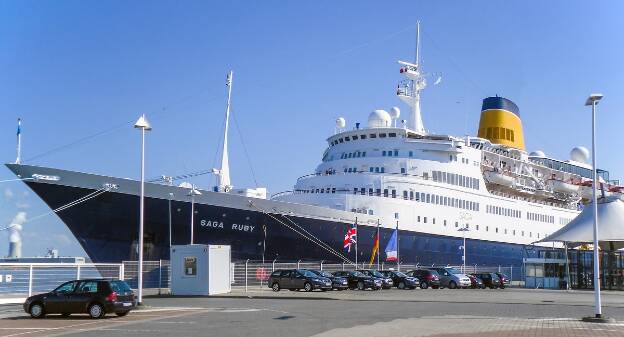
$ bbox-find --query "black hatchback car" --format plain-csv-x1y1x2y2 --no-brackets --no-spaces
332,271,382,290
268,269,332,292
356,270,393,289
306,270,349,290
24,279,136,319
379,270,419,289
472,273,502,289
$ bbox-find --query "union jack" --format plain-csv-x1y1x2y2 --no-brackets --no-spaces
343,225,357,252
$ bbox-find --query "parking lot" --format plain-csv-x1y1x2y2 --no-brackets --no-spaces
3,288,624,336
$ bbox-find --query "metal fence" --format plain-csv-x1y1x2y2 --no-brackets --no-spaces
230,260,520,292
0,260,519,298
0,263,123,297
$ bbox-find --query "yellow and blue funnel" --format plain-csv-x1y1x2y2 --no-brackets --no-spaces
477,96,525,150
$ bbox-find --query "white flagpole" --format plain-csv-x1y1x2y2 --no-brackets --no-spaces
355,217,358,266
396,221,400,271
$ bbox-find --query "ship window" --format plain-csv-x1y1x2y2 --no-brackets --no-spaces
382,151,386,156
379,133,387,138
403,191,408,199
391,190,396,198
433,218,436,224
348,153,352,158
380,167,385,173
486,226,489,232
476,225,479,230
444,220,447,226
383,189,389,197
435,195,440,204
401,167,406,174
352,135,358,140
504,229,508,234
362,151,366,157
345,136,350,141
418,216,421,222
426,194,431,203
361,135,367,139
394,150,398,156
368,210,374,215
522,231,525,236
316,189,320,193
356,152,361,157
375,167,380,173
368,188,373,195
376,188,381,196
332,188,336,193
370,134,377,138
360,188,366,195
496,227,499,233
424,217,427,223
409,191,414,200
369,167,374,172
455,222,458,228
389,133,397,137
353,188,358,194
409,151,413,157
339,138,344,143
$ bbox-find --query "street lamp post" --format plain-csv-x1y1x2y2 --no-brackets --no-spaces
585,93,604,319
188,185,202,244
134,114,151,305
458,225,470,273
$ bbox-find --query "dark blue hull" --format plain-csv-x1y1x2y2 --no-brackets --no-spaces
27,182,530,267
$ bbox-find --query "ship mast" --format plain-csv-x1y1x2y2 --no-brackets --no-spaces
397,21,427,134
217,71,233,192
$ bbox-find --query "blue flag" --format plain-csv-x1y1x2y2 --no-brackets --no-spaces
384,229,398,261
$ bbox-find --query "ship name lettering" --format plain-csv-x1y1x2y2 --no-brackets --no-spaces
200,220,224,228
231,224,255,232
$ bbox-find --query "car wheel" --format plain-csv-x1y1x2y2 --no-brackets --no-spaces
420,282,429,289
116,311,129,317
357,281,365,290
29,303,45,319
61,313,71,318
272,283,280,292
304,282,313,292
88,303,105,319
449,281,457,289
398,281,406,289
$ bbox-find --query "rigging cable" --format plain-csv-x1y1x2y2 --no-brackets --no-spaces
25,187,109,224
248,201,354,264
231,109,259,188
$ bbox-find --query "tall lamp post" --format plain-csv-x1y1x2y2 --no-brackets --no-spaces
188,185,202,244
585,93,604,319
457,212,472,273
134,114,151,305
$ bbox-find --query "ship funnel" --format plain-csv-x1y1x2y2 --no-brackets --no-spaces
477,96,525,150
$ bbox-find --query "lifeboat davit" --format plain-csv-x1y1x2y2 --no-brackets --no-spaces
484,170,515,188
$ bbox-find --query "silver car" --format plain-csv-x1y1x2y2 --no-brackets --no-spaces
428,267,471,289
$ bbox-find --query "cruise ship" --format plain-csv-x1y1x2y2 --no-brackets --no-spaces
6,26,622,266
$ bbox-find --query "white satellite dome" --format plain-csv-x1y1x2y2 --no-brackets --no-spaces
178,181,193,189
335,117,346,129
529,150,546,158
368,109,391,128
570,146,590,164
389,107,401,119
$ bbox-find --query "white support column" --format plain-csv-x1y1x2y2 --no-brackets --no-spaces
28,265,33,297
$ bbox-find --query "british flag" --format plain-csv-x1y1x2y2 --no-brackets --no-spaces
343,225,357,252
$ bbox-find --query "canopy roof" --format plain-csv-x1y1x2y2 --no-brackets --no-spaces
538,198,624,249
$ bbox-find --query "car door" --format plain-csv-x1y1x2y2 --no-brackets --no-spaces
292,270,305,289
46,281,77,313
280,270,292,289
70,281,99,313
437,269,451,286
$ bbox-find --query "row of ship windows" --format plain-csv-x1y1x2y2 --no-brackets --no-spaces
337,149,415,160
486,205,522,219
559,217,572,225
330,132,398,146
431,170,480,190
527,212,555,224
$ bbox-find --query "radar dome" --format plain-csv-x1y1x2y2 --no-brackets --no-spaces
389,107,401,119
335,117,346,129
570,146,590,164
178,182,193,189
368,109,391,128
529,150,546,158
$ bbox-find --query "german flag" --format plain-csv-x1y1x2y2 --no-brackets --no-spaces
368,232,380,267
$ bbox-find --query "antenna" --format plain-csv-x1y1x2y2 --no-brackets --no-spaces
217,71,233,192
15,118,22,164
415,21,421,67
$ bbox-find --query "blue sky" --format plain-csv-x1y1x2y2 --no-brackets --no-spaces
1,1,623,257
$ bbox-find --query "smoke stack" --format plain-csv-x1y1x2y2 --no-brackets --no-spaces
7,212,26,258
477,97,525,150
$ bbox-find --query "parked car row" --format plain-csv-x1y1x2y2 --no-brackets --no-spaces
268,268,510,292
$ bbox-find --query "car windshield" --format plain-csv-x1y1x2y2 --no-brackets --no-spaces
54,281,76,294
368,270,384,278
446,268,462,275
314,270,333,278
394,271,407,277
352,271,365,277
110,280,132,293
298,270,317,277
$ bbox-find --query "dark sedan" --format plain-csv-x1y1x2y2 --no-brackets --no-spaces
332,271,382,290
356,269,393,289
268,269,332,292
24,279,135,319
379,270,419,289
495,272,510,288
467,274,485,289
307,270,349,290
472,273,502,289
405,269,441,289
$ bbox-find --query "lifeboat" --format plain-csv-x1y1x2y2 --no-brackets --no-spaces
549,179,580,194
484,170,515,188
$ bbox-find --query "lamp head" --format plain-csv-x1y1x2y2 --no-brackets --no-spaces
134,114,152,130
585,93,604,106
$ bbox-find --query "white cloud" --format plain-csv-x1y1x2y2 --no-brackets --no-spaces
4,188,14,200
